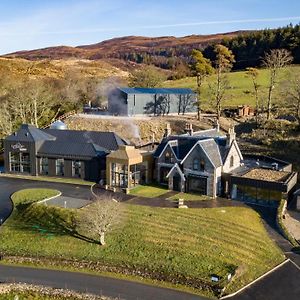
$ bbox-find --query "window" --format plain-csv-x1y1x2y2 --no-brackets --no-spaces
40,157,49,175
165,152,171,163
9,152,31,173
56,158,64,176
230,155,234,168
200,159,205,172
193,159,199,170
72,160,82,178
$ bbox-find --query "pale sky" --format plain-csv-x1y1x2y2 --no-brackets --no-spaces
0,0,299,54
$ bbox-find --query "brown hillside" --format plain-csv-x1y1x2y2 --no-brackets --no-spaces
4,31,244,61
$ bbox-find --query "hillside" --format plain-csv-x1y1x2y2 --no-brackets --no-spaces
164,65,300,109
0,57,129,80
4,32,242,61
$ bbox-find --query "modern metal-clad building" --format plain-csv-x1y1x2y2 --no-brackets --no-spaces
4,124,127,182
108,87,197,116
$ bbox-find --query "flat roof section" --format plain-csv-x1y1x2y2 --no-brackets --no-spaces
242,168,291,183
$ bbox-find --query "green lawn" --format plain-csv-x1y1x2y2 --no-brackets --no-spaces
11,188,60,205
164,65,300,110
0,173,94,186
0,291,90,300
168,192,212,201
0,188,284,297
129,184,169,198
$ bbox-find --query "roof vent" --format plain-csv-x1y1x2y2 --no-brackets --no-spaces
50,120,68,130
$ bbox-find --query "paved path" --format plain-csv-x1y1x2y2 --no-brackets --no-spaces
0,265,206,300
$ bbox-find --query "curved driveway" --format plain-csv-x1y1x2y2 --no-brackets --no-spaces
0,177,92,224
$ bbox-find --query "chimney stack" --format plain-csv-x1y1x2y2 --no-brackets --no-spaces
164,123,171,138
214,119,220,132
185,123,193,136
226,126,236,147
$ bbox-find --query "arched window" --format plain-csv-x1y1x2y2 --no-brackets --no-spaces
200,159,205,172
230,155,234,168
193,159,199,170
165,152,171,163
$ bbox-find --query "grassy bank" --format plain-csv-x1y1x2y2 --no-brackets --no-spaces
0,189,284,297
164,65,300,109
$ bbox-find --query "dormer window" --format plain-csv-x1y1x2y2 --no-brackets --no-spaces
193,159,199,170
230,155,234,168
200,159,205,172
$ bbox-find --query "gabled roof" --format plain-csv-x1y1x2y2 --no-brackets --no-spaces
166,163,186,181
6,124,56,142
180,139,223,168
117,87,196,95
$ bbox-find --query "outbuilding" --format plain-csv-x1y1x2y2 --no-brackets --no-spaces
108,87,197,116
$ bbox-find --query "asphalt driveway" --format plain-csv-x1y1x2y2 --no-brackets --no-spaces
0,177,93,224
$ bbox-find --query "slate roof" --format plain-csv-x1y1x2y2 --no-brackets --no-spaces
6,124,127,159
41,129,126,152
154,129,226,168
38,142,109,159
118,87,196,95
6,124,56,143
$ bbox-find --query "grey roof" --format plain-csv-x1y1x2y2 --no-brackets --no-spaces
41,129,126,152
198,139,222,168
154,129,225,168
118,87,196,95
6,124,56,142
38,142,109,159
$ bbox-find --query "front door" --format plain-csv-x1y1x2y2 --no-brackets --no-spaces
173,174,181,192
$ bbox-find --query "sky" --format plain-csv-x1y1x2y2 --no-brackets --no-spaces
0,0,300,54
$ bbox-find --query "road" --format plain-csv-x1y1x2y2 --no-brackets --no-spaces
0,265,205,300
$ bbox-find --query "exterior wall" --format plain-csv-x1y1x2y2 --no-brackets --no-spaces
117,91,197,116
156,144,179,184
182,145,217,197
223,141,242,173
4,140,37,176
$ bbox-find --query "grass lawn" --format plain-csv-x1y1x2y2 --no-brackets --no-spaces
0,188,284,297
129,184,169,198
0,291,88,300
168,192,212,201
0,173,94,186
164,65,300,110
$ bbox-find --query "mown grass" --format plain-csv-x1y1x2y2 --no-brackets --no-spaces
164,65,300,109
11,188,60,205
168,192,212,201
129,184,168,198
0,189,284,297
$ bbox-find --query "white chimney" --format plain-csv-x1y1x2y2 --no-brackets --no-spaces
226,126,236,147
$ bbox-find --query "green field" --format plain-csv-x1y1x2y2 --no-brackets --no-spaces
164,65,300,109
0,291,87,300
0,189,284,297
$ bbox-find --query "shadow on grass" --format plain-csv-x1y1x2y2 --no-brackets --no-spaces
14,203,100,245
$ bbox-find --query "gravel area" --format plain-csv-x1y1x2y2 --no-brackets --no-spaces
43,196,92,209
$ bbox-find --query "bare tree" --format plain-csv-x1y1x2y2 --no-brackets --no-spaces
245,67,260,126
282,73,300,126
79,194,122,245
180,94,195,115
210,45,235,120
262,49,293,120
